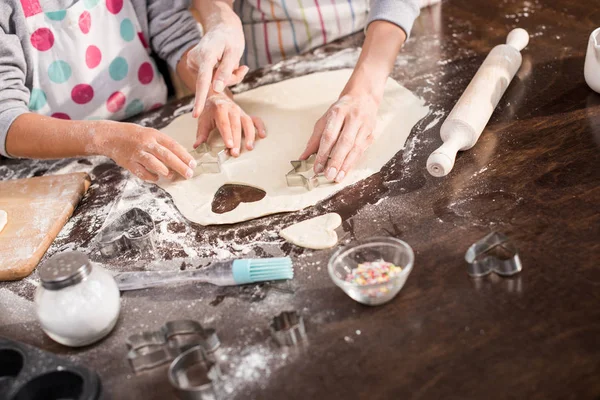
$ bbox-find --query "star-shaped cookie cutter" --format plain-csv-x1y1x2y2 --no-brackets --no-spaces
270,311,308,347
286,154,332,191
189,143,231,175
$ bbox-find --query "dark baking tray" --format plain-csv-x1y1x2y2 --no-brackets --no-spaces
0,337,103,400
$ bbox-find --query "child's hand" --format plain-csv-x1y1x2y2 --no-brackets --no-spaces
299,92,379,183
93,121,197,182
195,93,266,157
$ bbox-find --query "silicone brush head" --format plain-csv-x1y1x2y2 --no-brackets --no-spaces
231,257,294,285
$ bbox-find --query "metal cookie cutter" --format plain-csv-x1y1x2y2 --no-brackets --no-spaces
270,311,307,347
97,207,156,258
286,154,332,191
126,320,220,373
190,143,230,175
169,345,222,400
465,231,522,277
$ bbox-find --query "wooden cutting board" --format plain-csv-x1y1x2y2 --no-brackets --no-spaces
0,173,91,281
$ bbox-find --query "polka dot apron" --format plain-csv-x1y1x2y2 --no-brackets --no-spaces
20,0,167,121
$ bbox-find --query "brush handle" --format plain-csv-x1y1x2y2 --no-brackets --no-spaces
114,261,235,291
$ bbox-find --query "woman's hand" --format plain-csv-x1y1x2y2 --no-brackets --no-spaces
93,121,197,182
196,92,266,156
300,92,380,183
188,1,247,117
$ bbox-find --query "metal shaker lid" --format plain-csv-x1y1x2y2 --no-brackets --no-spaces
39,251,92,290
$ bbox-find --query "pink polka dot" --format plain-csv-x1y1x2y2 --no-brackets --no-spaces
30,28,54,51
138,32,148,48
85,45,102,68
150,103,163,110
79,11,91,34
51,112,71,120
71,84,94,104
138,62,154,85
106,0,123,14
106,91,126,113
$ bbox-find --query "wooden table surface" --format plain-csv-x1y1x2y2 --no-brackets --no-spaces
1,0,599,399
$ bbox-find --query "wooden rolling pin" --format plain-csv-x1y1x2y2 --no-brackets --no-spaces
427,28,529,177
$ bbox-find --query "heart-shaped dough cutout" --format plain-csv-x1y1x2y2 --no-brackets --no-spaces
280,213,342,250
212,184,267,214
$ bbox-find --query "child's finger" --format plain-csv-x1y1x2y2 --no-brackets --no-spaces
251,116,267,138
139,151,170,178
149,144,194,179
214,106,234,149
324,117,361,181
156,135,197,172
130,162,159,182
229,110,242,157
226,66,249,86
241,115,256,150
213,50,237,93
194,115,214,148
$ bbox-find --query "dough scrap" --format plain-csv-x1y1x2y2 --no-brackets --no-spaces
280,213,342,250
0,210,6,234
158,69,428,225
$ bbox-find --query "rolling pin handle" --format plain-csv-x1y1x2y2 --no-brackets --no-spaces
506,28,529,51
426,134,465,177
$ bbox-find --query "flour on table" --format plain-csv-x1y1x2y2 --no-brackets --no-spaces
158,69,428,225
0,210,6,234
280,213,342,250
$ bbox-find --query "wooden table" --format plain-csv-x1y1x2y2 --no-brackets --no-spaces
1,0,599,398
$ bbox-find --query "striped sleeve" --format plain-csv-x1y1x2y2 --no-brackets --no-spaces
367,0,420,38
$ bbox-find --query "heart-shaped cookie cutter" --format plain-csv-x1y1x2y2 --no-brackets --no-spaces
465,231,522,277
286,154,333,191
96,207,156,259
168,345,222,400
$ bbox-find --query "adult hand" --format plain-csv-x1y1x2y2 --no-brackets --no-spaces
93,121,197,182
299,93,379,183
187,12,247,118
195,92,266,157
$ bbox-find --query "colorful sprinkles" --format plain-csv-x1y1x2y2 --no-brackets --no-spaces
345,260,403,285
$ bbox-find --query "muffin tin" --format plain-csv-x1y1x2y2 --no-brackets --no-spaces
0,337,102,400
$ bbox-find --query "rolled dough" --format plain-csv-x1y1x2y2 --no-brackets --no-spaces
0,210,6,233
280,213,342,249
158,69,428,225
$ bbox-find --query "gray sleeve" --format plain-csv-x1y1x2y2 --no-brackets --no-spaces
367,0,420,39
146,0,202,70
0,26,30,158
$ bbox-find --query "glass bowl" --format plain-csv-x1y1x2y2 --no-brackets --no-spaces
328,237,414,306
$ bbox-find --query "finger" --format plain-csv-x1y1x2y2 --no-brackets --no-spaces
194,113,215,148
130,162,159,182
299,116,326,161
324,117,361,181
155,134,197,173
337,127,374,183
139,151,170,177
314,109,345,173
241,115,256,150
148,144,194,180
229,110,242,157
214,103,234,148
193,59,216,118
251,116,267,139
213,50,238,93
226,65,249,86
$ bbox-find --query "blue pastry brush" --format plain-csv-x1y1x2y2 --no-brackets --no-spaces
114,257,294,291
